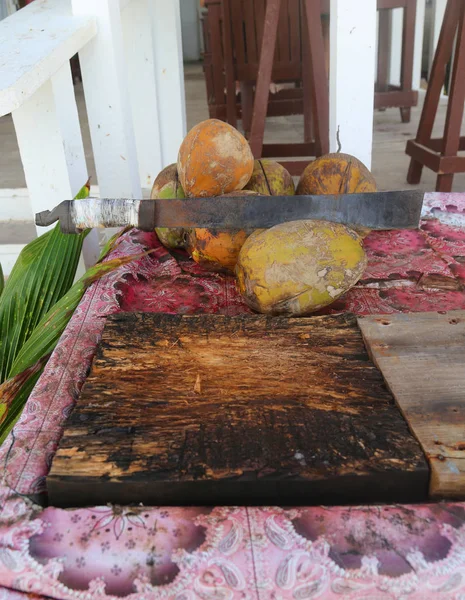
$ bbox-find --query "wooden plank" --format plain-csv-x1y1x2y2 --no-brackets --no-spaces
374,90,418,108
301,1,314,145
359,310,465,499
288,0,301,70
48,313,428,508
208,3,226,110
222,0,238,126
230,0,246,68
303,0,329,155
243,0,258,64
276,0,290,64
260,142,315,156
254,0,266,55
439,155,465,175
376,9,392,93
426,136,465,152
405,139,442,172
378,0,408,8
248,0,281,157
277,160,309,175
400,0,416,96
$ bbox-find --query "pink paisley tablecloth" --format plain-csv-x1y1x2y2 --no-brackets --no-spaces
0,192,465,599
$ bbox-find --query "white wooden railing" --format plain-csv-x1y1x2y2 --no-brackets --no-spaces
0,0,186,273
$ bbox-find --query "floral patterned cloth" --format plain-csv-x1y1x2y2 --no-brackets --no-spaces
0,192,465,599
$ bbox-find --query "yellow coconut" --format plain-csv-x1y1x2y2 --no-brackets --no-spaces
150,163,186,249
235,220,367,315
244,159,295,195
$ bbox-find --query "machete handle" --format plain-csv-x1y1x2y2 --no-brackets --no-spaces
35,201,79,233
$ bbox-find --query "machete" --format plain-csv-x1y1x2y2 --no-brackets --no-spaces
35,190,432,233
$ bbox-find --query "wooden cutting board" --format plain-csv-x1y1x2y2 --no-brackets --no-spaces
47,313,428,507
359,310,465,499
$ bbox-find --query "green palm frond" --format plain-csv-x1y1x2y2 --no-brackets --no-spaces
0,219,145,444
0,179,92,383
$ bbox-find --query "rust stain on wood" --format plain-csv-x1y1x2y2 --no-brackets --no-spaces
47,313,429,507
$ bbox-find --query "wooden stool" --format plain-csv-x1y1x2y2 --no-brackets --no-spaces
406,0,465,192
222,0,329,175
201,1,312,125
375,0,418,123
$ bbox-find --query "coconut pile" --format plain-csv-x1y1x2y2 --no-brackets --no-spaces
150,118,376,316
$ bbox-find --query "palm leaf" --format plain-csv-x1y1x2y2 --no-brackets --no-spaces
10,248,145,377
0,180,91,383
1,244,149,443
0,263,4,298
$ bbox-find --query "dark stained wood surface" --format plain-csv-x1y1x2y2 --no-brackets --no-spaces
359,310,465,499
48,313,429,507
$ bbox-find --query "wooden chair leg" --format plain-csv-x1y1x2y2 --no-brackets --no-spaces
407,0,461,184
436,173,454,192
303,0,329,156
400,107,411,123
377,9,391,93
240,82,254,136
322,14,330,78
208,3,227,123
436,2,465,192
302,6,314,145
221,0,237,127
249,0,281,157
399,0,416,124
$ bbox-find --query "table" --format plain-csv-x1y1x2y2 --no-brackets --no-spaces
1,192,465,599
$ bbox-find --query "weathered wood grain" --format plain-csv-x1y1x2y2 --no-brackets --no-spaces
48,313,428,507
359,310,465,499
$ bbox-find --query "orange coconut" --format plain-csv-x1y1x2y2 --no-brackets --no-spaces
296,153,377,195
177,119,254,197
187,190,262,273
296,153,377,237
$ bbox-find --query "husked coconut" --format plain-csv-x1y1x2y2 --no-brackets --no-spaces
177,119,254,197
150,163,186,249
244,159,295,196
236,220,367,315
187,190,262,273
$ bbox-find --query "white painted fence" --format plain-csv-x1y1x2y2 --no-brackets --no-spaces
0,0,186,274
